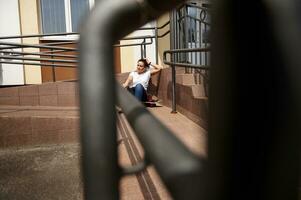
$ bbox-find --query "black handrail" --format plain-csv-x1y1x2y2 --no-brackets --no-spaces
164,47,210,68
138,20,170,30
0,41,77,51
0,32,78,40
164,3,211,113
0,60,76,68
0,50,77,58
0,55,77,64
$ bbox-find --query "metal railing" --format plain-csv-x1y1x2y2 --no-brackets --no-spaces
0,21,170,84
173,2,211,70
163,2,211,113
163,47,210,113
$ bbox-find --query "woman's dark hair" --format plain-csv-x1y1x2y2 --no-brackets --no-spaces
138,58,149,68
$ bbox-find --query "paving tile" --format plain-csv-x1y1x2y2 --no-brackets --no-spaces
0,117,32,136
20,96,39,106
55,117,79,131
0,96,20,105
0,136,4,148
2,134,33,148
57,82,76,95
32,117,59,132
0,87,19,97
19,85,39,96
39,95,58,106
38,83,58,96
3,134,19,147
58,129,80,144
32,130,60,145
58,94,79,106
120,176,144,200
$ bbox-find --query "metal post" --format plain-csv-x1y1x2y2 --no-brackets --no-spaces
143,39,147,58
51,49,56,82
170,10,177,113
140,43,143,58
155,26,159,64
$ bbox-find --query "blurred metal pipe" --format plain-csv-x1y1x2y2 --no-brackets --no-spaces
79,0,187,199
116,83,203,199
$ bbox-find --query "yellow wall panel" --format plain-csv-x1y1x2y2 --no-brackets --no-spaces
19,0,42,84
157,12,170,68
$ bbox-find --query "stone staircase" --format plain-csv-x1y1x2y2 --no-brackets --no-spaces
0,81,80,149
0,68,209,149
157,68,209,129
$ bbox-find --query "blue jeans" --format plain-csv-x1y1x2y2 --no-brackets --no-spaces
128,84,147,102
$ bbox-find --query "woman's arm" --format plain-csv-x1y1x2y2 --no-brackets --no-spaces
122,75,133,88
146,59,163,75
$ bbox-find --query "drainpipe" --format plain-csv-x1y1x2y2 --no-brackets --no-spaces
79,0,185,199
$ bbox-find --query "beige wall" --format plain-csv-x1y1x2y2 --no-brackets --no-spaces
19,0,42,84
157,12,170,68
120,36,136,73
120,22,157,73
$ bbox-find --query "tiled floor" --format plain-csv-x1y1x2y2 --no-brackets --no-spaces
0,105,207,199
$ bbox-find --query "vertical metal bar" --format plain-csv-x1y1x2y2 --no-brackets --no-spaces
140,43,143,58
189,16,192,67
154,26,161,97
194,18,197,70
170,9,177,113
176,10,180,63
184,6,189,66
155,27,159,64
51,49,56,82
143,39,146,58
204,23,207,66
197,10,201,84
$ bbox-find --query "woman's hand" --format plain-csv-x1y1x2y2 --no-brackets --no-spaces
145,58,151,66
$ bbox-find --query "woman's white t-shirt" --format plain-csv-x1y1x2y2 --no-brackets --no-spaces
129,69,151,90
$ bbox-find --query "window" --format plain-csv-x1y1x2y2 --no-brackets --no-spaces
40,0,92,33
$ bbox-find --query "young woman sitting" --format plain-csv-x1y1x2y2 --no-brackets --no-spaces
122,58,163,102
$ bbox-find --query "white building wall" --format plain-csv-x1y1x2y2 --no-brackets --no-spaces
0,0,24,85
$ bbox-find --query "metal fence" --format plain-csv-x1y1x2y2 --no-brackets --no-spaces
0,22,170,84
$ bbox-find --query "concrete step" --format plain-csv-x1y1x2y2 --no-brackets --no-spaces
191,84,207,98
0,81,79,107
0,73,129,107
175,67,187,74
176,73,196,85
0,105,79,149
